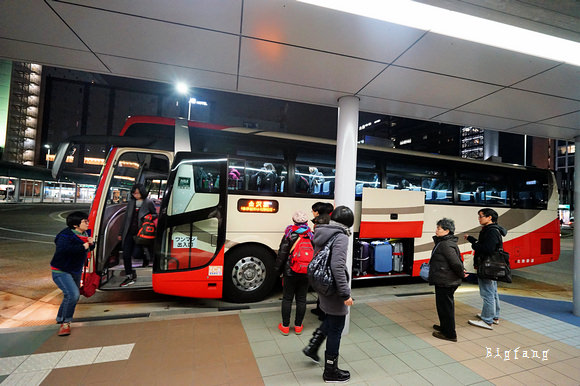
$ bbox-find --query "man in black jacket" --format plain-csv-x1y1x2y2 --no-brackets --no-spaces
465,208,507,330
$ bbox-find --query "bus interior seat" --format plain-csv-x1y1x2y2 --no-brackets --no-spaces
459,193,471,201
323,181,330,194
313,183,321,194
355,183,363,195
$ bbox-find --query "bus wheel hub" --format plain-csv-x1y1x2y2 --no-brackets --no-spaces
232,257,266,292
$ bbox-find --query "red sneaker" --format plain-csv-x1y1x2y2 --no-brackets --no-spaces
58,322,71,336
294,325,303,335
278,323,289,336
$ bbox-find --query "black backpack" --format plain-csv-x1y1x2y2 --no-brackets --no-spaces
307,234,340,296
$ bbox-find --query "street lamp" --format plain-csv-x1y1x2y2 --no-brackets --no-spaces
44,144,51,168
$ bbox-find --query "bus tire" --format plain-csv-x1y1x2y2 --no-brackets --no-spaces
223,245,276,303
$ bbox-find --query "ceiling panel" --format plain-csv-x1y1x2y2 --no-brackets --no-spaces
242,0,424,63
239,38,386,94
434,109,528,131
238,77,344,107
461,88,580,122
359,95,447,121
540,111,580,130
0,0,86,50
100,55,238,92
394,32,559,86
361,66,502,109
505,123,580,140
51,2,240,74
513,64,580,101
67,0,243,34
0,39,108,73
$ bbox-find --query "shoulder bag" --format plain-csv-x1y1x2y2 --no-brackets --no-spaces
477,230,512,283
307,234,340,296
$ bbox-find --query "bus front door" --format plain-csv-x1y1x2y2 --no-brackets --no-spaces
153,154,227,299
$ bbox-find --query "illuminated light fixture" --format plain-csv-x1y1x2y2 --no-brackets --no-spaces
84,157,105,166
297,0,580,66
118,160,141,169
176,82,189,95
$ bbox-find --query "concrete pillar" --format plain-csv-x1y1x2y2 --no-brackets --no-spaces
335,95,359,333
483,130,499,160
574,136,580,316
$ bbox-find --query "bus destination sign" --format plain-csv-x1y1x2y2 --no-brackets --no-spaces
238,199,279,213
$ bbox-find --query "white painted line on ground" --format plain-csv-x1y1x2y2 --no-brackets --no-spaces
0,236,53,244
0,344,134,384
0,227,54,237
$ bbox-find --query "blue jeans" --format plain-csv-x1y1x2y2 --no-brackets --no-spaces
479,278,500,324
52,271,81,323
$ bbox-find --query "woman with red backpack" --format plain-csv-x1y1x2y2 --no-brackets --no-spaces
274,210,314,335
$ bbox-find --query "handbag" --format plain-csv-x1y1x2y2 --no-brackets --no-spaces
419,263,430,281
80,255,101,298
477,247,512,283
307,234,340,296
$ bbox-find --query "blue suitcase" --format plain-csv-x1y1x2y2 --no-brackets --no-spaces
353,241,371,276
371,240,393,273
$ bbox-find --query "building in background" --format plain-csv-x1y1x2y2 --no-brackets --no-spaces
0,61,42,165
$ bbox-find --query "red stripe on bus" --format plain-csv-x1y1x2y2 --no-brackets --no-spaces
412,218,560,276
359,221,423,238
119,116,229,135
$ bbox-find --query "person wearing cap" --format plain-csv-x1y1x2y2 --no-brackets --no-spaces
274,210,314,335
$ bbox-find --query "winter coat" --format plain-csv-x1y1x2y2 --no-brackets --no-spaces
312,221,351,316
274,224,313,277
428,234,464,287
467,223,507,269
121,197,157,242
50,228,95,274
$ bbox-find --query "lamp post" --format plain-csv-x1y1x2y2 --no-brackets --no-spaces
44,144,51,168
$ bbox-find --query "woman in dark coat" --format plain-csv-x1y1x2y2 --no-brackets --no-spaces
303,206,354,383
120,184,157,287
429,218,465,342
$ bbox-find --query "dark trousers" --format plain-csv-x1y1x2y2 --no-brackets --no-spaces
435,285,458,339
122,236,150,275
320,314,346,356
281,275,309,326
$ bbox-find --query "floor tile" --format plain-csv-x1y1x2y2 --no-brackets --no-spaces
93,343,134,363
417,366,465,386
256,354,291,377
347,358,388,381
54,347,102,368
263,372,299,386
0,355,28,376
13,351,66,373
2,369,51,386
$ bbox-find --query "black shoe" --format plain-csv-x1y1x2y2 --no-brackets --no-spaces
120,274,136,287
432,331,457,342
323,352,350,383
303,328,326,363
433,324,442,332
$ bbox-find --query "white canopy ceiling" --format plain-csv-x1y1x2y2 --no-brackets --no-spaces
1,0,579,139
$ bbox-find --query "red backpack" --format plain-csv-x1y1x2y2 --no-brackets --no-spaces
289,233,314,274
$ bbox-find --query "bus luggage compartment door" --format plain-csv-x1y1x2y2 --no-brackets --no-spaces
359,188,425,239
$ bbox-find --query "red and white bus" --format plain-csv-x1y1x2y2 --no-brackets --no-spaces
53,116,560,302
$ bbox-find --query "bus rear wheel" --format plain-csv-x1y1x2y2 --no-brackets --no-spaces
223,246,276,303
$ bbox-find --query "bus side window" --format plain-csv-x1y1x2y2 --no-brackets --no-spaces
246,161,287,193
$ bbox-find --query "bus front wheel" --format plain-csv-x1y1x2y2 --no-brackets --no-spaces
223,246,276,303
